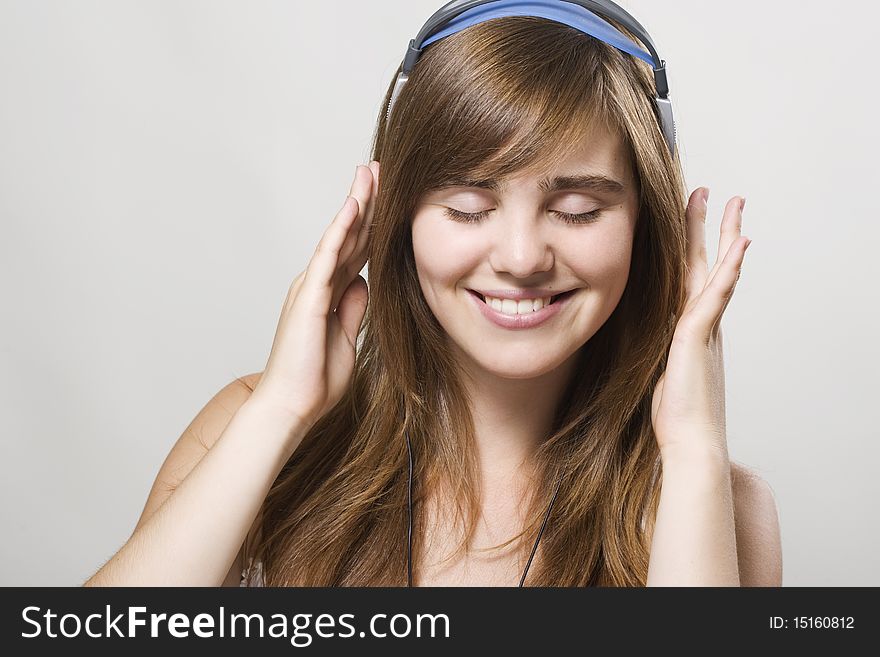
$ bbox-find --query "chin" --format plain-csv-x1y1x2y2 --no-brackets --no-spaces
460,343,577,381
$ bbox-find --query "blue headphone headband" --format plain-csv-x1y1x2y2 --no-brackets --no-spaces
421,1,655,66
386,0,677,157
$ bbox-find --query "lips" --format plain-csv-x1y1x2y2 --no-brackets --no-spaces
465,288,577,329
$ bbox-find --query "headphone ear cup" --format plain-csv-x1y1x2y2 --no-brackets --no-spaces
386,72,410,124
654,96,676,157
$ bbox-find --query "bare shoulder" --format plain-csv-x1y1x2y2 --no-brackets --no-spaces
729,460,783,587
132,370,267,586
162,370,264,457
133,371,265,533
236,371,263,393
195,370,263,431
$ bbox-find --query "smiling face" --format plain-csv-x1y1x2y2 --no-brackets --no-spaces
410,124,640,380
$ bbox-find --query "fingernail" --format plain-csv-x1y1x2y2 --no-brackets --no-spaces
740,196,747,211
701,188,710,205
745,238,752,251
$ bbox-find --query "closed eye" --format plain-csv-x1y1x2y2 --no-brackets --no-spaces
442,207,603,224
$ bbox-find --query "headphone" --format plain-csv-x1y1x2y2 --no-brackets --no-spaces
386,0,676,158
395,0,674,586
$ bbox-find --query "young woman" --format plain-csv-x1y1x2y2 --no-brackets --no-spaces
85,7,781,587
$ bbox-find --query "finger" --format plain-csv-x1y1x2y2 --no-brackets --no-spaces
706,196,745,289
330,163,376,311
301,193,362,309
685,187,709,300
351,160,379,261
303,164,372,301
331,162,378,310
338,165,374,264
714,239,750,328
336,274,369,348
690,236,751,334
330,164,372,309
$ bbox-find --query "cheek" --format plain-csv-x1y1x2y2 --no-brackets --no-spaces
411,215,484,298
561,224,634,289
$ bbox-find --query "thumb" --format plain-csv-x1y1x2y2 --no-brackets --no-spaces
336,275,368,348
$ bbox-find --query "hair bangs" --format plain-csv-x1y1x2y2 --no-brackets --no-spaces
408,16,625,192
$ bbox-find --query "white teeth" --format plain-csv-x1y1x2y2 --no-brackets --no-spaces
483,295,552,315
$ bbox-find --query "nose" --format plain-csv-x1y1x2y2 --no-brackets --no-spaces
488,215,554,278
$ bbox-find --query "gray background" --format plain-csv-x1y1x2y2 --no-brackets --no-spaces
1,1,876,586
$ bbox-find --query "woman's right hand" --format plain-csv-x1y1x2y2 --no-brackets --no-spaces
249,161,380,432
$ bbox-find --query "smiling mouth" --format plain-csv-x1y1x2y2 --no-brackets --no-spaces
469,290,577,306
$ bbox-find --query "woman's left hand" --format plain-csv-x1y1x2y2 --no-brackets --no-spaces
650,188,751,460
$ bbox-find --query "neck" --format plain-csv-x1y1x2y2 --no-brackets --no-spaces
454,347,581,488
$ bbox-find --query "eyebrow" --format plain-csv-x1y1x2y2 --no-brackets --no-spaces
437,173,627,195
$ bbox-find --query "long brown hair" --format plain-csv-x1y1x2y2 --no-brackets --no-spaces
244,15,689,586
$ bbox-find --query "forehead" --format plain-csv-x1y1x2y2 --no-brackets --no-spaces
428,125,635,198
514,124,633,188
